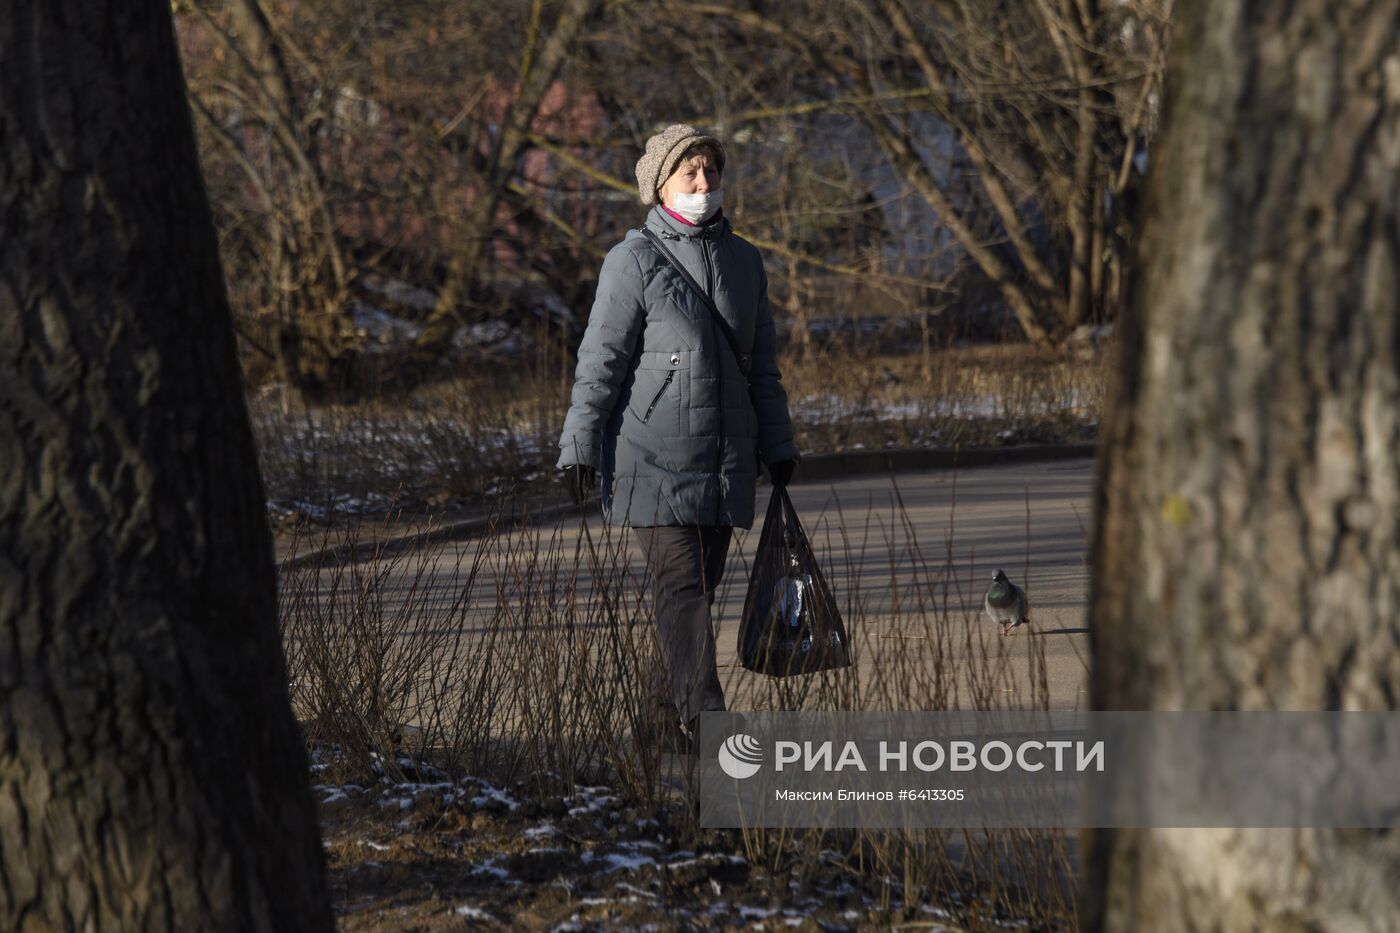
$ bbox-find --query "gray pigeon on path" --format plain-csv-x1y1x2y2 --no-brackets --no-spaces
984,570,1029,636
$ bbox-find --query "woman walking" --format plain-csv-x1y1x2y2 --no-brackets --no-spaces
557,123,800,744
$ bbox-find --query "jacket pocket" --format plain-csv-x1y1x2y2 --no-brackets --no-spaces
640,370,674,424
629,350,690,435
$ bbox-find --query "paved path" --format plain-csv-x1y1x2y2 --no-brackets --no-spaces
302,458,1095,714
717,458,1095,710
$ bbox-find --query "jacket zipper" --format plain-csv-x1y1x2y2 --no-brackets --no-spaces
703,236,724,523
642,370,674,423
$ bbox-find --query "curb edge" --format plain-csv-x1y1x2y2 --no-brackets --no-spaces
277,443,1098,573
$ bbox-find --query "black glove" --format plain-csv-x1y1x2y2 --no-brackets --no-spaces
766,459,796,490
562,464,597,505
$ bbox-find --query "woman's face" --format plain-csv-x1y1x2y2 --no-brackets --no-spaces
660,154,720,208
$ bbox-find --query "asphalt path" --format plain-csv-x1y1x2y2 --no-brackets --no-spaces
301,458,1095,714
289,460,1095,898
717,458,1095,710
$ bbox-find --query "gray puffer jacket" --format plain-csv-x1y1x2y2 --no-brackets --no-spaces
557,207,800,528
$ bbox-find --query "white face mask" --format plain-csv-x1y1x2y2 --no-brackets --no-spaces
669,188,723,224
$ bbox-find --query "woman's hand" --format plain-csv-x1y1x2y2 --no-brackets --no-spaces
766,460,796,489
562,464,598,505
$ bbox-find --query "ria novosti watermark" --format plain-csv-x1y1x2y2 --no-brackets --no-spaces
718,733,1103,780
698,712,1400,829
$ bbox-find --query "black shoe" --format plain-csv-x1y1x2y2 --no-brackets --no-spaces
636,713,692,755
690,710,747,739
665,717,696,756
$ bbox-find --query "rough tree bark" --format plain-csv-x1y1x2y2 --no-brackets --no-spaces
1087,1,1400,930
0,2,334,930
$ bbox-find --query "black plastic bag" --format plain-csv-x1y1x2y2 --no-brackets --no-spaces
738,488,851,677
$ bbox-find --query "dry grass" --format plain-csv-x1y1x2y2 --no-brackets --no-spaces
252,357,571,525
782,342,1104,453
251,341,1105,528
282,486,1079,930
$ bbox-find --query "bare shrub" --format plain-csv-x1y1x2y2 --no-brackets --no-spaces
251,342,1104,522
280,478,1078,926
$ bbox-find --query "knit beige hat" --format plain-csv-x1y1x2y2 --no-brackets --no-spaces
634,123,726,206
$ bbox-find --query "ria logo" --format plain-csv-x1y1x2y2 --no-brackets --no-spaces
718,733,764,779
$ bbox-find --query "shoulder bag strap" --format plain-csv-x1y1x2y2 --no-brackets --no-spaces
639,227,751,378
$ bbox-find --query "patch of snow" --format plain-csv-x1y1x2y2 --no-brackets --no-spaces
1071,323,1115,343
391,781,454,797
470,781,521,812
581,849,656,873
566,801,612,816
664,852,746,871
566,785,619,817
789,390,1096,424
459,320,515,347
454,904,494,921
469,856,516,883
523,822,560,841
314,785,358,805
350,300,423,346
360,272,437,313
617,839,662,851
739,905,777,919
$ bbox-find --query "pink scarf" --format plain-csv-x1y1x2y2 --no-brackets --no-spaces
661,204,696,226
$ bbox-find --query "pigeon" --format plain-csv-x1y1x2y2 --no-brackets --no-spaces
984,570,1029,636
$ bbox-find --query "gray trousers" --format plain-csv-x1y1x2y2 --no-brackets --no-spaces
633,525,733,723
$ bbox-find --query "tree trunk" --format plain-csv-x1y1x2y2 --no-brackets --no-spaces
0,2,334,930
1087,1,1400,929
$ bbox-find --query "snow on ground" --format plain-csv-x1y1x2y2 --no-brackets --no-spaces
580,849,657,873
469,855,517,883
359,273,437,313
567,785,619,817
453,904,495,922
789,388,1098,423
350,300,423,346
471,781,522,812
523,822,560,841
